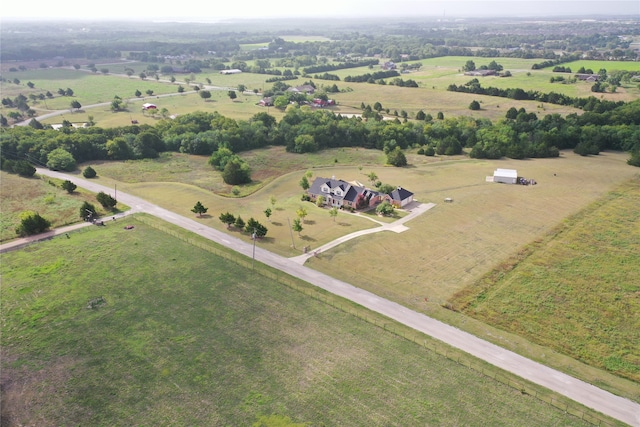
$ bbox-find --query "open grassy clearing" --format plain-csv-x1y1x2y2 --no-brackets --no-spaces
0,218,601,426
563,60,640,72
81,148,390,256
330,81,581,121
1,68,179,110
9,57,638,127
451,177,640,382
0,172,126,242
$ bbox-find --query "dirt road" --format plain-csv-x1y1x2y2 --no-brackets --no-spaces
8,168,638,427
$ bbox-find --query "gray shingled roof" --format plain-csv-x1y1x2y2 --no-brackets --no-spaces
390,187,413,201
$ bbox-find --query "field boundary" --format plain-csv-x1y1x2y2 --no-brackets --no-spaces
133,213,622,427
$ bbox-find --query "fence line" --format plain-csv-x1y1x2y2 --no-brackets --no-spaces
135,216,617,427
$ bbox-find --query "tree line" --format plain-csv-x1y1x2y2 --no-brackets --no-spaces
447,79,626,110
2,98,639,183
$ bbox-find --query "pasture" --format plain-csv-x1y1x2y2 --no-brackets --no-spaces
4,56,639,128
452,177,640,383
0,172,125,242
0,217,602,426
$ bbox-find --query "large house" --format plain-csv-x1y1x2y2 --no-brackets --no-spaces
287,85,315,95
308,177,414,209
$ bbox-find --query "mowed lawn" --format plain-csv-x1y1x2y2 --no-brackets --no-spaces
453,177,640,382
0,218,597,427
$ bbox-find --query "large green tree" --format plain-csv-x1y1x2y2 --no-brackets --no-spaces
222,158,251,185
386,146,407,167
46,148,76,171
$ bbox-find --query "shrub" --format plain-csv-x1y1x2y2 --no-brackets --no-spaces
16,211,51,236
79,201,97,220
83,166,97,178
61,180,77,193
96,192,117,209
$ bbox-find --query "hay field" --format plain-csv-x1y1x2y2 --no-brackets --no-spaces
305,151,638,307
452,177,640,382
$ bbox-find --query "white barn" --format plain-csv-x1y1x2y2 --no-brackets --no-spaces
493,168,518,184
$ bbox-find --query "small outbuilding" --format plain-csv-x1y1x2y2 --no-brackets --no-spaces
142,103,157,110
493,168,518,184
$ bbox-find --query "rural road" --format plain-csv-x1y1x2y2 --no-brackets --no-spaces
7,168,640,427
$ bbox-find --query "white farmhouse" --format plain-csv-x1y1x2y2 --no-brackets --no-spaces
493,168,518,184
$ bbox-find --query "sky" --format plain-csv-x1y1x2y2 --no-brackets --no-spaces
1,0,638,21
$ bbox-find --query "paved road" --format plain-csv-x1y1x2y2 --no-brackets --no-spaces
7,168,639,427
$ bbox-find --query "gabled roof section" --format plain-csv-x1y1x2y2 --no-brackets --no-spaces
390,187,413,201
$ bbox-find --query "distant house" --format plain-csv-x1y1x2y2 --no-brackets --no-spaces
308,177,414,209
464,70,497,77
493,168,518,184
382,61,397,70
258,97,273,107
287,85,315,94
575,73,601,82
142,103,157,110
311,98,335,108
220,69,242,75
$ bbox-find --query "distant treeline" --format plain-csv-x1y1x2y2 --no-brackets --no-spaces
531,54,582,70
344,70,400,83
302,60,379,75
2,99,639,172
265,75,298,83
447,79,625,112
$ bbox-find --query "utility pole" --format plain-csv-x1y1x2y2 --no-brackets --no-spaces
252,228,257,270
287,217,295,249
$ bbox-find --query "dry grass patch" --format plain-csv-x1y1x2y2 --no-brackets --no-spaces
307,151,637,307
451,177,640,382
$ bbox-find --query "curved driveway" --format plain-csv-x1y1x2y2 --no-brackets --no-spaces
10,168,640,427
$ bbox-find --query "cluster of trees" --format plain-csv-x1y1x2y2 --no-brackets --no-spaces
302,60,379,75
2,96,639,185
531,54,582,70
462,60,503,72
219,212,268,237
343,70,400,83
447,79,626,111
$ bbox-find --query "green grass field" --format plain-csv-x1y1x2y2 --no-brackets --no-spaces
0,217,603,426
4,56,638,127
0,172,126,242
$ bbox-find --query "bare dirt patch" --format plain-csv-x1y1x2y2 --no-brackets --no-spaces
1,351,82,427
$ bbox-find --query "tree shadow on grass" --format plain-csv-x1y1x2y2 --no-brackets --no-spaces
300,235,316,242
337,222,351,226
270,221,282,226
304,220,316,225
